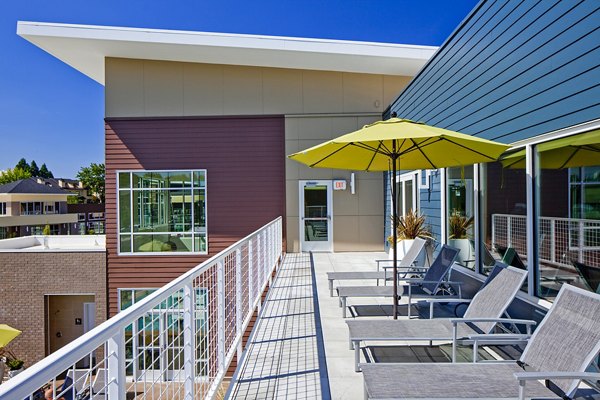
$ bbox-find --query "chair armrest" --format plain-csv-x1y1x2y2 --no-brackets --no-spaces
424,298,471,304
465,334,531,344
450,318,537,326
514,371,600,381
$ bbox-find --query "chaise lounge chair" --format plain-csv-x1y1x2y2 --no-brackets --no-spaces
360,284,600,399
337,245,460,318
347,265,527,371
326,238,428,297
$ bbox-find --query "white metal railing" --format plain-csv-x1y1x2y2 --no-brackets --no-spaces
492,213,600,268
0,217,282,400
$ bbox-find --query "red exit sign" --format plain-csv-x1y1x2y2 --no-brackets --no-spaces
333,180,347,190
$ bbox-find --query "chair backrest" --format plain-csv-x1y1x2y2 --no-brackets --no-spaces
57,376,74,400
462,266,527,334
501,247,527,270
66,368,91,392
420,245,460,294
480,261,507,289
572,261,600,294
519,285,600,397
398,237,427,268
92,368,107,394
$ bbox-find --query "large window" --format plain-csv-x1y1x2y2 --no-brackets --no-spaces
118,170,207,254
20,201,60,215
446,166,475,269
0,202,6,215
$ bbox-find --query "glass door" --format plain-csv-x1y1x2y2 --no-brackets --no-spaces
300,181,333,252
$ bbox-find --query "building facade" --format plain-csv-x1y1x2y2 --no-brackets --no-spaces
0,236,106,367
18,23,436,313
0,178,78,239
384,0,600,302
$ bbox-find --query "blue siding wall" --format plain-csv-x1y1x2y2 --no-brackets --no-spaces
387,0,600,143
420,170,442,241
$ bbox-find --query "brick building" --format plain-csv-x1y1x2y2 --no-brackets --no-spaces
0,235,106,368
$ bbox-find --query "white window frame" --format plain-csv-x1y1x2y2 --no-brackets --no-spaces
117,169,208,256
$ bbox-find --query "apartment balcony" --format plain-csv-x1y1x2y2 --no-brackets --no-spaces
1,217,599,399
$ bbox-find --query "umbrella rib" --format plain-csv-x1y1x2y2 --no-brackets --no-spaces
365,141,384,171
439,137,499,161
408,138,437,169
309,142,353,167
558,147,580,169
351,142,392,156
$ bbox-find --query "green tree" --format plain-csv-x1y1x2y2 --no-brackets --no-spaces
29,160,40,177
15,158,30,173
39,163,54,179
77,163,105,203
0,167,31,185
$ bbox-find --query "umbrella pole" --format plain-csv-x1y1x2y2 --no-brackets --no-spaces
391,143,399,320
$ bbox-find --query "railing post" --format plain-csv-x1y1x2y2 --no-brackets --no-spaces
248,240,254,308
183,281,195,399
507,215,512,248
257,232,263,285
491,215,496,250
579,220,584,262
550,219,556,264
217,260,225,373
107,328,126,399
235,248,243,359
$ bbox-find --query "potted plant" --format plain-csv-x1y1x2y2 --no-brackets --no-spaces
388,209,434,260
6,356,24,378
448,212,475,267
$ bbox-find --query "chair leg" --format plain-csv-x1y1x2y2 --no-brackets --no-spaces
342,297,347,318
329,279,334,297
355,341,361,372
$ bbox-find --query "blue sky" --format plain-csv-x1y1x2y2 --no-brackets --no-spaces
0,0,478,177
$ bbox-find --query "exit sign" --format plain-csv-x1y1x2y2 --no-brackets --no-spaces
333,180,347,190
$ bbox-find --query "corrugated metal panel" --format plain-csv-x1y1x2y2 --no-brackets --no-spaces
105,116,285,315
389,0,600,143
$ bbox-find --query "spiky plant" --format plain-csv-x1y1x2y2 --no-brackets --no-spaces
448,212,474,239
388,209,434,244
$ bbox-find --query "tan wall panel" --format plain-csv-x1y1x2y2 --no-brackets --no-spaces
333,216,360,252
144,61,184,116
286,216,300,252
359,215,385,251
297,117,333,140
105,59,412,118
223,65,263,114
48,295,94,353
358,179,384,215
331,116,359,137
343,73,383,113
105,58,144,117
286,180,299,218
301,70,343,114
383,75,413,109
263,68,303,114
332,183,359,216
183,63,224,116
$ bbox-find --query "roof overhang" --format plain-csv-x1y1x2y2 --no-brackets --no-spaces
17,21,438,85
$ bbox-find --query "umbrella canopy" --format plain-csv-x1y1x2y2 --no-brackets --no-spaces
289,118,510,171
501,129,600,169
0,324,21,348
289,118,510,318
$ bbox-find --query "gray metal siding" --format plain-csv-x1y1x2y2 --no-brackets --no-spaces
388,0,600,143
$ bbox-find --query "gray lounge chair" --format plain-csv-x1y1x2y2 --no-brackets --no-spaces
337,245,460,318
347,265,527,371
327,238,428,296
360,284,600,399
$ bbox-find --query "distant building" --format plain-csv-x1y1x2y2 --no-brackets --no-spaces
0,178,78,238
36,177,93,203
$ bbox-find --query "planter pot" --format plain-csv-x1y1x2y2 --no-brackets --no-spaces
8,367,23,378
388,239,415,260
448,238,475,268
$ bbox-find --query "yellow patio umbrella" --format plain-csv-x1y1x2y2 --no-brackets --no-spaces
501,129,600,169
289,118,510,318
0,324,21,348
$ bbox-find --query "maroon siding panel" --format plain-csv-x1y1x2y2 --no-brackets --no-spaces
105,116,285,315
